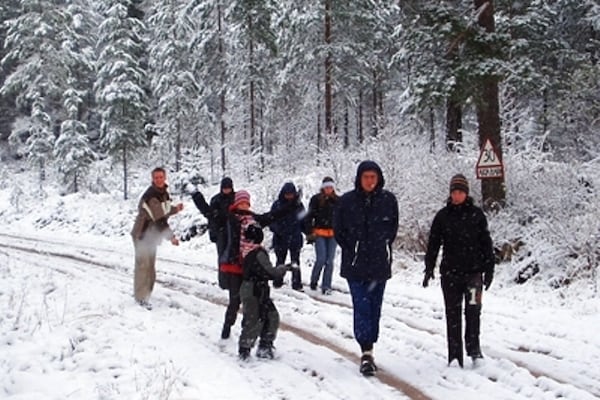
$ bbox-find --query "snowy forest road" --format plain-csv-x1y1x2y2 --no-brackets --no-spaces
1,231,598,400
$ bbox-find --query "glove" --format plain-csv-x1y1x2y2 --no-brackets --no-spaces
422,270,434,288
273,277,284,288
483,271,493,290
287,263,300,272
305,233,316,245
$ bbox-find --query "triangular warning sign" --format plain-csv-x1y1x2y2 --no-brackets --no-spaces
476,139,502,168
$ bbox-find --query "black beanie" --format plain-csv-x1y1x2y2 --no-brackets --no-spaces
220,177,233,190
449,174,469,194
245,224,264,244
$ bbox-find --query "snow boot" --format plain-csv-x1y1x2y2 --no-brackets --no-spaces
256,342,275,359
239,347,251,361
468,350,484,364
137,300,152,310
221,324,231,339
448,354,464,368
359,352,377,377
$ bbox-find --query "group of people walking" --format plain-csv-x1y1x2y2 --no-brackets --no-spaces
130,162,495,376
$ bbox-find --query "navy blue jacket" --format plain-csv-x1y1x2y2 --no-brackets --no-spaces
270,182,305,251
333,161,399,281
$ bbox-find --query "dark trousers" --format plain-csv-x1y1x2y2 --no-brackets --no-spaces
239,281,279,349
223,273,243,327
275,247,302,289
347,280,387,351
441,272,483,365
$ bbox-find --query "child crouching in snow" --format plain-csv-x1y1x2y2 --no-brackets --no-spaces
238,224,294,360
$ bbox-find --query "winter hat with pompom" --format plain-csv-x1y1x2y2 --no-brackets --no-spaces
231,190,251,209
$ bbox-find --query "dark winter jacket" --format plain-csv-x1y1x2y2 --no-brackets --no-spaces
304,191,338,236
208,191,235,242
333,161,399,281
131,184,178,243
191,190,235,243
270,183,305,251
243,247,288,283
424,197,495,277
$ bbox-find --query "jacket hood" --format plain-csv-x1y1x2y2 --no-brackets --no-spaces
278,182,298,201
354,160,385,192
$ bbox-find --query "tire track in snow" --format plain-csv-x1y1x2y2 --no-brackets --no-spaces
0,239,428,400
2,234,599,399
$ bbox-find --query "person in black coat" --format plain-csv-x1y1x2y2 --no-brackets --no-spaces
423,174,495,367
238,224,293,360
333,160,399,376
304,176,338,294
192,177,235,285
270,182,305,291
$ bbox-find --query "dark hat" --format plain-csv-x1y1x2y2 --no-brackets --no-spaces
244,224,264,244
449,174,469,194
220,177,233,190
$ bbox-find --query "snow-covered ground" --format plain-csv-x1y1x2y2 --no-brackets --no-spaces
1,179,599,400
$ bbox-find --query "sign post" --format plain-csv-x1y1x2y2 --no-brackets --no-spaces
476,138,504,179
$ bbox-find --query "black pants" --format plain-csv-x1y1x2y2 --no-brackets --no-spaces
223,273,243,327
275,247,301,288
441,272,483,365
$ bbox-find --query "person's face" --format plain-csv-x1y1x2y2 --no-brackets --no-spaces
152,171,166,189
222,187,233,195
322,186,334,196
284,192,295,201
237,201,250,211
360,171,378,193
450,190,467,205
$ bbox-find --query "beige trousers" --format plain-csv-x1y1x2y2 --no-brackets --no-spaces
133,239,157,302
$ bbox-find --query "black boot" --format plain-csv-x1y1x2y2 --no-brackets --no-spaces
256,341,275,359
359,352,377,376
221,324,231,339
239,347,251,361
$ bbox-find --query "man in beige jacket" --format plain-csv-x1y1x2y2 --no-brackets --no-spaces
131,167,183,309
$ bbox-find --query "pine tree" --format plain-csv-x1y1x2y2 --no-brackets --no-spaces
25,94,54,187
0,0,20,138
54,85,95,193
95,0,149,200
230,0,278,172
148,0,200,172
1,0,71,121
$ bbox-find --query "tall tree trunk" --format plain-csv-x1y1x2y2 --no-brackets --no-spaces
358,89,363,144
446,95,462,150
343,102,349,148
248,15,256,152
475,0,505,210
429,106,435,152
175,117,181,172
445,36,463,151
372,69,378,137
218,0,227,173
324,0,333,139
123,144,128,200
317,83,322,162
